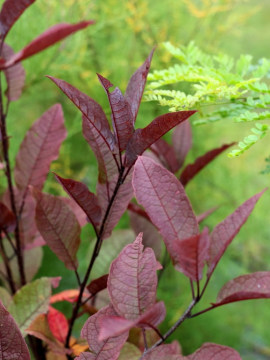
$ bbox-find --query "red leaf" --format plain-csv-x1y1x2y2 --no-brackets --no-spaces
2,189,38,245
125,49,155,123
128,202,150,221
108,233,158,319
47,306,68,344
207,190,266,278
50,289,81,304
172,228,210,281
33,189,80,270
97,74,134,151
55,174,101,230
14,104,67,192
78,305,128,360
60,196,88,228
2,21,94,68
129,211,163,260
0,0,35,41
47,76,117,183
97,169,134,239
144,342,181,360
2,43,25,101
0,301,30,360
196,207,218,223
87,274,108,297
214,272,270,306
133,156,199,256
26,314,70,355
151,138,179,173
183,343,241,360
0,201,16,232
172,120,192,169
125,111,196,167
180,143,235,186
99,301,166,341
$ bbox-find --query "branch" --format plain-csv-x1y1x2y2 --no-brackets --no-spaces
65,166,127,354
140,299,196,359
0,232,16,294
0,71,26,286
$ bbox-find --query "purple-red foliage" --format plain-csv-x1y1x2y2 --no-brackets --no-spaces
0,1,269,358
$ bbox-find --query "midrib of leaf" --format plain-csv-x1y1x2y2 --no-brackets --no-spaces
137,250,143,316
83,116,116,182
13,295,48,333
141,160,179,243
82,107,114,156
38,200,77,270
8,279,52,335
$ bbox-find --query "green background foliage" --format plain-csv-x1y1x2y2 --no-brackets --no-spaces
1,0,270,358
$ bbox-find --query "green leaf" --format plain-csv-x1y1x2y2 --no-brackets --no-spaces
228,123,269,157
0,287,12,308
8,277,54,336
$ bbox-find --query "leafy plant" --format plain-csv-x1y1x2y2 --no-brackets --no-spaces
0,2,269,360
145,41,270,157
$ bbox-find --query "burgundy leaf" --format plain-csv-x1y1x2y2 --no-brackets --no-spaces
14,104,67,192
180,143,235,186
97,74,134,151
172,228,210,281
97,169,134,239
78,304,128,360
2,21,94,68
213,272,270,307
2,43,25,101
183,342,241,360
151,138,179,173
55,174,101,230
0,301,30,360
108,233,158,319
2,189,37,245
196,207,218,223
144,342,182,360
125,111,196,167
207,189,266,278
0,0,35,41
129,211,163,260
133,156,199,255
0,201,16,232
47,306,68,344
99,301,166,341
125,49,154,123
83,115,118,184
33,189,80,270
87,274,109,297
128,202,150,221
172,120,192,169
47,76,117,183
60,196,88,228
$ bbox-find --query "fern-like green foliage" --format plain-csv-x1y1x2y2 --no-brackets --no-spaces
145,42,270,157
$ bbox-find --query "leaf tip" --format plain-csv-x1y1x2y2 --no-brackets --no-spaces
97,73,113,90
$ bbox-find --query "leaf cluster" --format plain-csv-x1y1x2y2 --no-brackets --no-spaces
0,2,270,360
145,41,270,157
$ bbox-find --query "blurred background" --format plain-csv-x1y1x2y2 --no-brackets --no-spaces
1,0,270,358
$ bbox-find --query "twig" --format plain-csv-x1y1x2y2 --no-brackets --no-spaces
0,232,16,294
65,166,126,354
0,72,26,286
140,299,196,359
